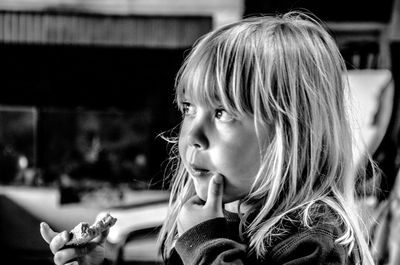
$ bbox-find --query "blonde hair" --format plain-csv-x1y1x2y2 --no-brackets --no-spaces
158,12,375,265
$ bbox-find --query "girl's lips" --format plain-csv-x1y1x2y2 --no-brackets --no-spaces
188,165,213,178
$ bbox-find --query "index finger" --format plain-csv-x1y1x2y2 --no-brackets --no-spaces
205,174,224,210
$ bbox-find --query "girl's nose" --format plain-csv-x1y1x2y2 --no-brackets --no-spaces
187,119,209,150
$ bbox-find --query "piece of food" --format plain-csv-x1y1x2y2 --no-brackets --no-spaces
65,213,117,246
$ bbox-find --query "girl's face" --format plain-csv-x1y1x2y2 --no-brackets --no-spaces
178,97,262,203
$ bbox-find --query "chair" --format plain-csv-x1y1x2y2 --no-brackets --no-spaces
97,199,169,265
113,226,163,265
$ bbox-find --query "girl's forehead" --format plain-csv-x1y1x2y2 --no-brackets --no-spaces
179,89,222,108
177,68,222,106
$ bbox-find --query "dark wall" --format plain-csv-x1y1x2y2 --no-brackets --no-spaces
0,43,186,187
0,43,184,111
244,0,394,22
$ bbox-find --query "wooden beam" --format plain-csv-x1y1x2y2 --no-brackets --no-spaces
0,11,212,47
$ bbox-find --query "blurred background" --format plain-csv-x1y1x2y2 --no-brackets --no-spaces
0,0,399,264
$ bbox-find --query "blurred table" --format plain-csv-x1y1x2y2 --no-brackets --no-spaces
0,194,53,264
0,185,169,264
0,185,169,231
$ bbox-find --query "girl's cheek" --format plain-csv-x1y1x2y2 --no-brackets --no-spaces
178,131,187,159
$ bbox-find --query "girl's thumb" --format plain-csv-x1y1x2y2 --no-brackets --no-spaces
40,222,58,244
205,174,224,210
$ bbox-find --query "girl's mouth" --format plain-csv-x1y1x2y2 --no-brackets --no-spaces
188,165,213,178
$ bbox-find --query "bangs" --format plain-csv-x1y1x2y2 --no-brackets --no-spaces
175,32,254,117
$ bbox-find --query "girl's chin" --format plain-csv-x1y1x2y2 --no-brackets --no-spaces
194,184,237,204
193,184,208,202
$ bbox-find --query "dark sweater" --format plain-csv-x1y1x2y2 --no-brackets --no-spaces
166,210,358,265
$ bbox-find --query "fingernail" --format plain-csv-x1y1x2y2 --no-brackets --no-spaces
40,222,47,229
214,174,223,184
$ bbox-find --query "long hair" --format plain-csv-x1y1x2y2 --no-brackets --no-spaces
158,12,375,265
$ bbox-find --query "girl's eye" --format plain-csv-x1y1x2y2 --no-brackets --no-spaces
181,102,196,116
215,109,235,122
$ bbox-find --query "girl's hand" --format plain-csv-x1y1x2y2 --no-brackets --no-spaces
177,174,224,236
39,221,108,265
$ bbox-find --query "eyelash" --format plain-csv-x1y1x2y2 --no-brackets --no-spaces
215,109,229,120
180,102,234,122
181,102,195,116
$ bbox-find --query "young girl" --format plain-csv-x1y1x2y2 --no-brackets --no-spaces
40,12,376,265
158,11,376,265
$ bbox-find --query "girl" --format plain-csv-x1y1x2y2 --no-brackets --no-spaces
40,12,376,265
158,11,376,265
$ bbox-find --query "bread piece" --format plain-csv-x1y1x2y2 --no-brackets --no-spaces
65,213,117,246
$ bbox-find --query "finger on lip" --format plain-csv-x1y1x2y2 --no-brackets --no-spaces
213,174,223,184
204,174,225,209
